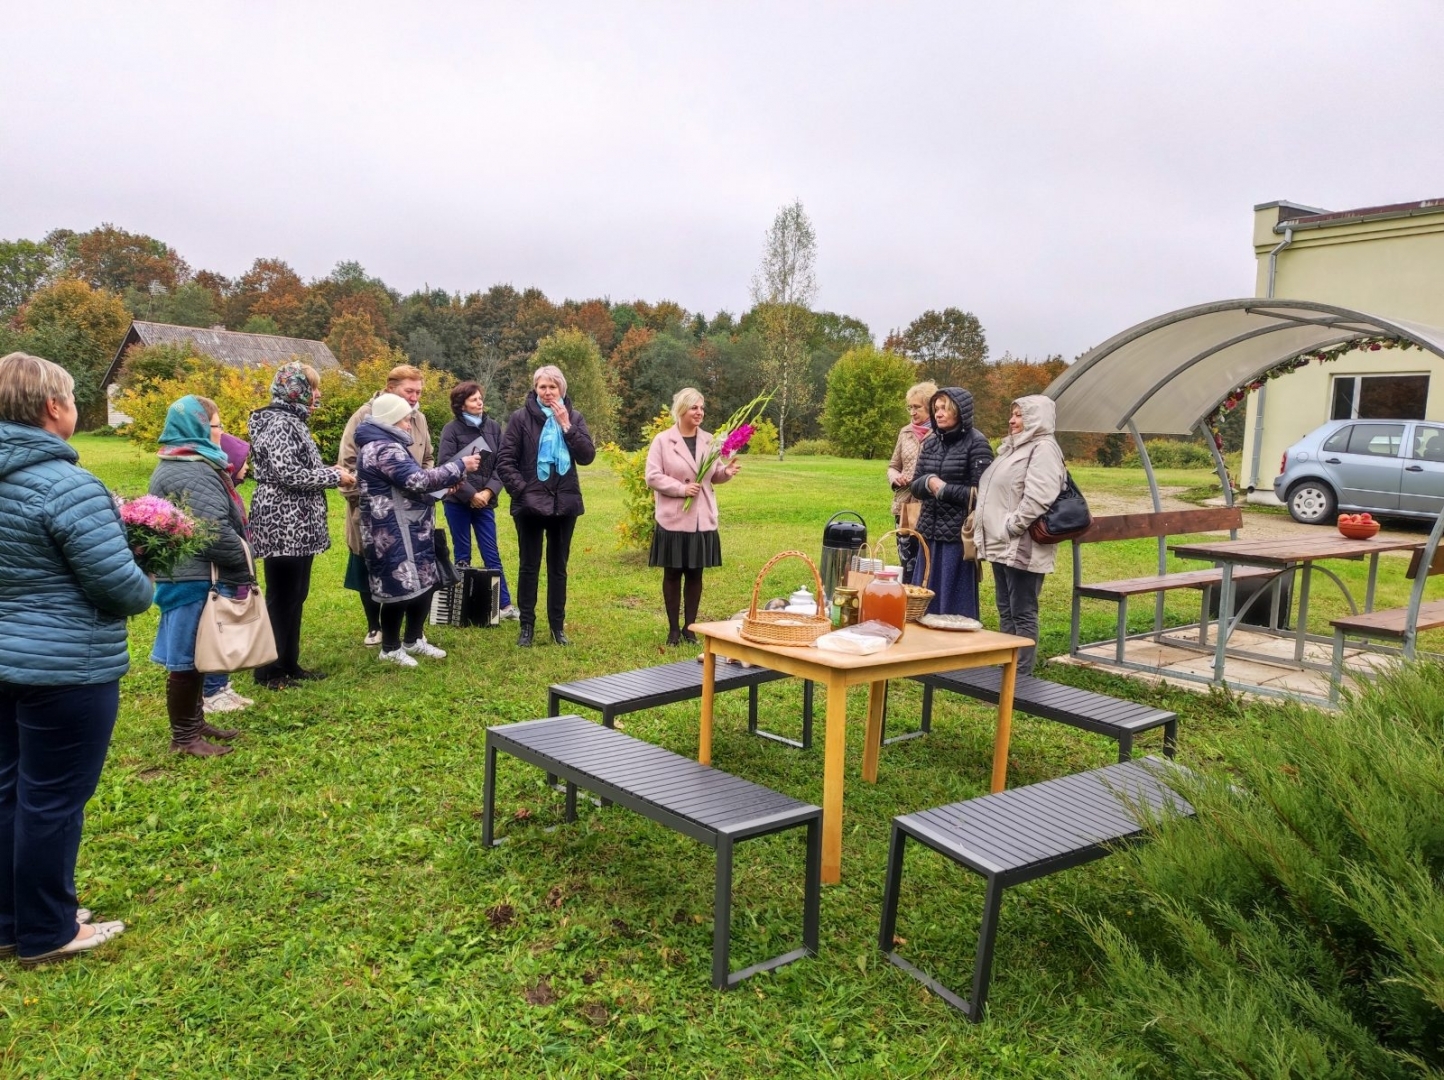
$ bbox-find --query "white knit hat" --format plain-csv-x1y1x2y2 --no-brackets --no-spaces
371,393,412,427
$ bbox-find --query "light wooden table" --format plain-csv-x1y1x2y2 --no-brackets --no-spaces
691,619,1033,885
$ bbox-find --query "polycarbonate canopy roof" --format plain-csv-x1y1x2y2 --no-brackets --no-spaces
1047,299,1444,434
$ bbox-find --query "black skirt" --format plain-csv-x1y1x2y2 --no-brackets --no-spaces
648,525,722,570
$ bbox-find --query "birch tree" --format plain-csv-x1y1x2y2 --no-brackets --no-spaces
751,200,817,458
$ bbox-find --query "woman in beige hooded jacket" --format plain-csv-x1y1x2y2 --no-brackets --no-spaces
971,394,1067,674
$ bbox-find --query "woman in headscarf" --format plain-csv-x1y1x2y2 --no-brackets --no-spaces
971,395,1067,675
909,387,994,618
356,393,479,666
0,352,151,966
886,380,937,584
496,364,596,646
147,396,253,756
247,363,354,690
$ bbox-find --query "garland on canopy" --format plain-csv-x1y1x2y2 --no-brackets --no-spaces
1205,336,1421,451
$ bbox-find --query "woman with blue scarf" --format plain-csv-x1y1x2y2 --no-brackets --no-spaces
496,365,596,646
148,395,253,756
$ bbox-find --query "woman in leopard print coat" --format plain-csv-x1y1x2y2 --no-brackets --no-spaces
247,363,354,689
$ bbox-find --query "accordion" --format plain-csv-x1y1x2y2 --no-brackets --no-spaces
429,566,501,628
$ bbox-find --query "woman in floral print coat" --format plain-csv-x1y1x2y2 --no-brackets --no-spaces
247,362,354,689
355,393,478,667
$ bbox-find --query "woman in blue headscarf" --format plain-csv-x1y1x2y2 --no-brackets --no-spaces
496,365,596,646
147,396,253,756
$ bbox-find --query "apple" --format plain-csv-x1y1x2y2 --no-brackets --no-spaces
1360,513,1373,522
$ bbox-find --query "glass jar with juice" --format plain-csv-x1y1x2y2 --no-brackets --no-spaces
859,568,907,638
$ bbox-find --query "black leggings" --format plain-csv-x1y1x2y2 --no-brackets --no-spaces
513,514,576,631
379,594,431,652
256,554,313,681
662,567,704,635
359,591,381,634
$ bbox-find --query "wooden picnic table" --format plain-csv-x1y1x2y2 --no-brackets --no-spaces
690,619,1033,885
1169,533,1427,685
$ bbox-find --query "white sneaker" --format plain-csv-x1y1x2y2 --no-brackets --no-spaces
404,637,447,659
363,630,383,647
203,690,245,714
227,688,255,707
500,605,520,621
379,648,419,668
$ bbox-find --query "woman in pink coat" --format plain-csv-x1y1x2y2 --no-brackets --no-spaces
645,388,742,646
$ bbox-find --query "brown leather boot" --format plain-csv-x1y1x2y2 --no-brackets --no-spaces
167,671,233,757
199,721,240,741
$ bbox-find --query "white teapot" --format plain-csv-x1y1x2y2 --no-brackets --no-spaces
785,586,818,616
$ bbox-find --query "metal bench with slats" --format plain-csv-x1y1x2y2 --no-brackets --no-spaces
483,714,821,989
904,667,1177,761
1329,515,1444,703
549,659,815,749
879,757,1194,1021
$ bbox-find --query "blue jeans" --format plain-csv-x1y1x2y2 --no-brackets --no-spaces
203,674,229,697
442,501,512,608
0,680,120,956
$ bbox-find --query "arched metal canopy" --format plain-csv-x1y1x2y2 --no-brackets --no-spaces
1047,298,1444,435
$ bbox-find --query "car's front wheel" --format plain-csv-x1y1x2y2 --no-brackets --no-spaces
1287,480,1337,524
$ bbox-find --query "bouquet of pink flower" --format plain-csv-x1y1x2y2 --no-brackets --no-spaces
115,494,213,578
684,389,775,511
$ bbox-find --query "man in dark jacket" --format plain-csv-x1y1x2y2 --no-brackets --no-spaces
910,386,994,618
496,365,596,646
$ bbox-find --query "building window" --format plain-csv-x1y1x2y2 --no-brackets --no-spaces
1330,374,1428,420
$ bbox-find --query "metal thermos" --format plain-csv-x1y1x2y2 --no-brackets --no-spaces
819,511,867,605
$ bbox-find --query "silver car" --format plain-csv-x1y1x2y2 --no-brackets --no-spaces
1273,418,1444,524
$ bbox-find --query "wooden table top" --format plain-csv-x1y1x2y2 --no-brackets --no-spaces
1169,534,1425,566
690,619,1033,674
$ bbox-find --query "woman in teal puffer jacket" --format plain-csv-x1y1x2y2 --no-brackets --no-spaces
0,352,153,967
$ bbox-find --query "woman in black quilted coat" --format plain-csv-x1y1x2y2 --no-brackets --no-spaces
496,365,595,647
909,387,993,618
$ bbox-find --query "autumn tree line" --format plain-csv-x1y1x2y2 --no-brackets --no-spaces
1,208,1077,457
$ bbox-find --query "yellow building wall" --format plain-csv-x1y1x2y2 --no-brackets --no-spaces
1242,208,1444,498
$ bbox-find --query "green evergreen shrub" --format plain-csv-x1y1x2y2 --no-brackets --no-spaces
1088,662,1444,1077
1119,439,1216,469
786,438,835,456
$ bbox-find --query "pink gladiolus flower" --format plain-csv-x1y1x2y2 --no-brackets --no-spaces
720,423,755,458
680,388,775,512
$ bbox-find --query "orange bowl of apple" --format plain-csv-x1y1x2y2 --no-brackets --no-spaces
1337,513,1380,540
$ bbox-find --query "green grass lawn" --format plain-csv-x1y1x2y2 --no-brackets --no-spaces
2,437,1427,1077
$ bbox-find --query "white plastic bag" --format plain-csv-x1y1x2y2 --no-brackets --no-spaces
814,620,902,655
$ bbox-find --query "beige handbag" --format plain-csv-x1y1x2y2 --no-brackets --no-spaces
194,543,277,674
961,489,980,562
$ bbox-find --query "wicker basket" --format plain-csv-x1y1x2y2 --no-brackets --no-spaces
874,528,934,622
740,551,833,646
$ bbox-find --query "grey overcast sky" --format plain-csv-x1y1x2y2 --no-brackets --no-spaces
4,1,1442,359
